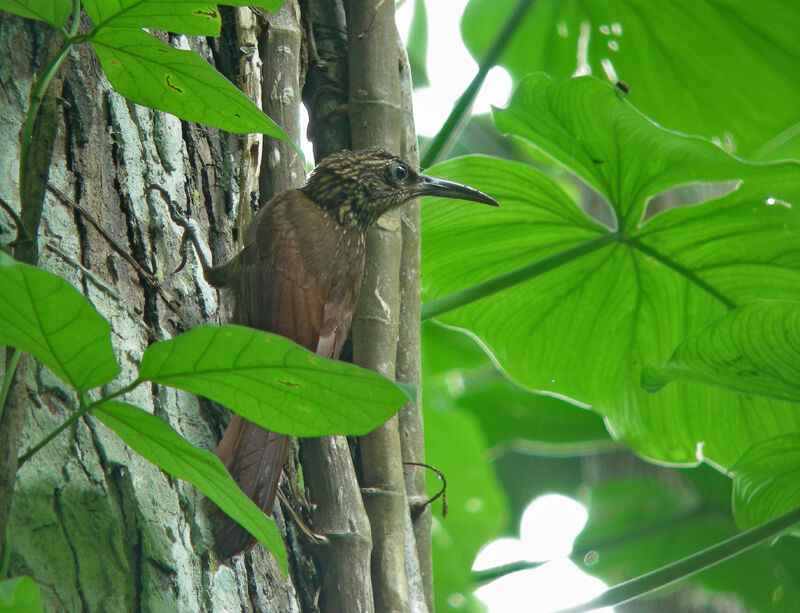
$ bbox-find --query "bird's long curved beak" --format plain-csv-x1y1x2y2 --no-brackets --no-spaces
413,174,499,206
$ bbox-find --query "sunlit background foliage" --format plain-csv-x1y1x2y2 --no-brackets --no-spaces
394,0,800,610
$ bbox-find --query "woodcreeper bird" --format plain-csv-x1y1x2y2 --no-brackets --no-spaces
185,148,497,557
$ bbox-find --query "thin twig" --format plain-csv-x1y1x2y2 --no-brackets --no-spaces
0,196,24,241
44,243,155,338
18,39,74,240
404,462,447,518
46,183,181,312
0,350,22,424
357,0,389,38
17,380,140,468
17,404,91,468
277,490,328,544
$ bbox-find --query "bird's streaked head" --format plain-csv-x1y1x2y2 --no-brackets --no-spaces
301,148,498,229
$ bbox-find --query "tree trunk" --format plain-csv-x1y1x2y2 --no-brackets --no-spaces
1,3,431,610
0,11,302,611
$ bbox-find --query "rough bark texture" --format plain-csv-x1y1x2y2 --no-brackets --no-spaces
299,0,351,161
259,1,306,202
0,24,63,568
395,34,433,613
2,4,434,610
0,13,304,611
344,1,421,612
0,352,29,570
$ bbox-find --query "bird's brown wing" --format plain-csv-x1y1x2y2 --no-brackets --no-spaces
234,192,356,358
234,196,325,352
213,193,355,558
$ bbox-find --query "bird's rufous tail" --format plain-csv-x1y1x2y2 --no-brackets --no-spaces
209,414,289,558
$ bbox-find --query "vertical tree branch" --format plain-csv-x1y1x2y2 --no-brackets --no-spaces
234,7,264,244
259,1,306,202
396,33,433,613
0,29,64,573
300,0,351,161
297,1,377,611
0,354,30,574
301,435,375,611
344,0,414,611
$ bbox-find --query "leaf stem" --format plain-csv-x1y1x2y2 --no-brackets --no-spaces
18,0,82,240
0,349,22,423
419,0,535,168
67,0,82,37
0,524,9,580
16,379,141,468
17,402,90,468
421,233,617,321
623,235,737,310
555,503,800,612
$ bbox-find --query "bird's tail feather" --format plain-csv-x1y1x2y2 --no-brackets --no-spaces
209,414,289,558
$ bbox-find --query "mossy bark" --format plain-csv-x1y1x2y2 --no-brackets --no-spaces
0,13,301,611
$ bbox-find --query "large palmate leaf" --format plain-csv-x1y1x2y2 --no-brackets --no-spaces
0,253,120,393
139,325,409,437
575,477,800,613
421,75,800,469
461,0,800,160
732,435,800,532
643,300,800,403
422,323,610,453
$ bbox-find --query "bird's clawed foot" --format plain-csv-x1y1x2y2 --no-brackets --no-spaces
277,490,328,545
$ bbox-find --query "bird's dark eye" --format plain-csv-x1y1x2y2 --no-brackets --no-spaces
391,162,408,182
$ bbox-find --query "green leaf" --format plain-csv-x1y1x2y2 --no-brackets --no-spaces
643,300,800,402
89,28,288,139
575,479,699,553
94,401,286,572
138,325,407,436
0,0,71,28
425,403,506,612
82,0,284,36
0,253,120,394
493,74,764,231
732,434,800,532
575,477,800,613
421,321,494,377
421,75,800,469
406,0,429,87
421,322,594,536
394,380,419,407
422,323,610,452
461,0,800,160
0,577,44,612
457,371,610,453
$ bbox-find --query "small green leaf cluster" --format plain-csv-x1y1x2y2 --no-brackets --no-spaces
0,252,410,580
1,0,290,139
